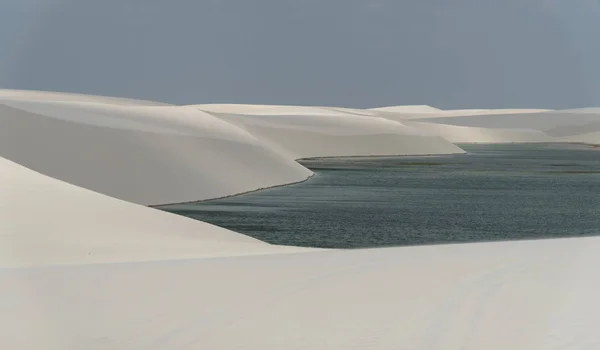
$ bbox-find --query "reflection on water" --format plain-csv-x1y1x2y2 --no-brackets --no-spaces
160,144,600,248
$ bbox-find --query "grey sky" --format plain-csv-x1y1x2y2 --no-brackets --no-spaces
1,0,599,109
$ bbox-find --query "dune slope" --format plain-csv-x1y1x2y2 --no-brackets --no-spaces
371,107,600,144
417,110,600,131
0,157,308,267
195,104,464,158
0,89,169,106
405,121,552,143
0,98,312,205
370,107,550,120
370,105,443,114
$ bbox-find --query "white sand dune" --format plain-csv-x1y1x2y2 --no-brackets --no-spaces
0,89,169,106
543,121,600,144
195,104,465,159
2,237,600,349
440,108,552,115
0,157,309,267
559,107,600,114
191,103,353,116
417,110,600,131
412,110,600,144
370,105,443,113
371,107,600,144
369,107,550,120
0,98,312,205
405,121,552,143
557,131,600,145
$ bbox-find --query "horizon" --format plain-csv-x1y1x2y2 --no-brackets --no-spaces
1,1,600,109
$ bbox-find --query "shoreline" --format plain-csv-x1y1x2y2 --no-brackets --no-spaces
152,173,316,208
153,141,599,208
161,143,600,251
152,151,468,208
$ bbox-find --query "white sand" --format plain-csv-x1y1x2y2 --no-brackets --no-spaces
0,157,310,267
559,107,600,114
405,121,553,143
557,131,600,145
372,108,551,120
2,237,600,349
0,89,169,106
193,103,354,116
196,104,465,159
416,110,600,131
0,97,312,205
2,91,600,349
542,121,600,144
371,107,600,144
370,105,443,113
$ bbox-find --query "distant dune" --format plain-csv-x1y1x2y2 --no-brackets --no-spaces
414,110,600,131
405,121,553,143
196,104,465,159
0,89,170,106
371,107,551,120
371,106,600,144
370,105,443,113
557,131,600,145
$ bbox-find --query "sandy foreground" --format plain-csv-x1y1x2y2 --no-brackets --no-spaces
2,90,600,349
2,235,600,349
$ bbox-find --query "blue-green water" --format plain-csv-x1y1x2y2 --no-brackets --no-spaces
160,144,600,248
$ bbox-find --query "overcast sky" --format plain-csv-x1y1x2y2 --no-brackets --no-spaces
1,0,599,109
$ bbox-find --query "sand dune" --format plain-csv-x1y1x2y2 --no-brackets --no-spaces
0,98,311,205
0,89,169,106
372,107,600,144
557,131,600,145
191,103,353,116
3,237,600,349
370,105,443,113
406,121,552,143
370,107,550,120
559,107,600,114
0,157,310,267
417,110,600,131
196,104,465,158
544,121,600,140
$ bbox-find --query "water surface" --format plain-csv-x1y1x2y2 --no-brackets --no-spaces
161,144,600,248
